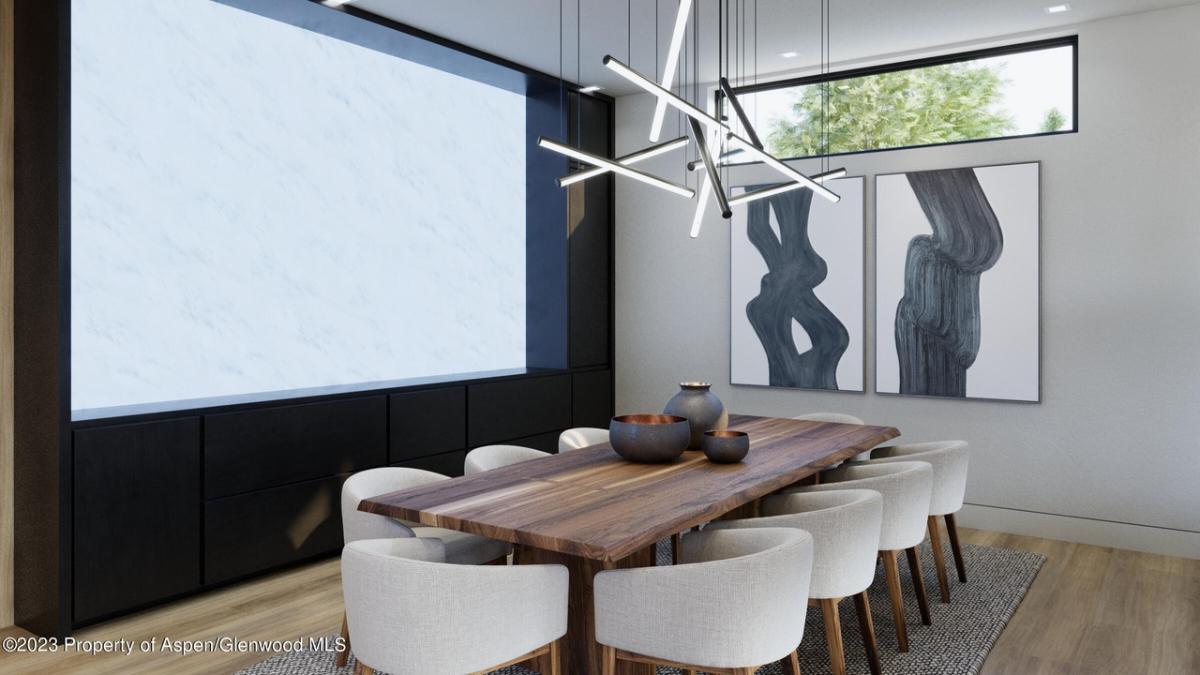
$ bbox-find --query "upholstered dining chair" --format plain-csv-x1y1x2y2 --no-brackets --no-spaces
558,426,610,452
464,444,550,475
861,440,970,603
342,538,568,675
792,461,933,653
337,467,512,667
594,527,811,675
706,490,885,675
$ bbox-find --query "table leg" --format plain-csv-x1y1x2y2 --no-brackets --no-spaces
516,544,655,675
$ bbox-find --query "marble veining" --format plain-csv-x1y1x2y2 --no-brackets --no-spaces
71,0,527,412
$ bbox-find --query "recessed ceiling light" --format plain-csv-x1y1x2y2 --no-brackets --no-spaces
1045,4,1071,13
779,51,799,58
579,85,604,93
322,0,354,7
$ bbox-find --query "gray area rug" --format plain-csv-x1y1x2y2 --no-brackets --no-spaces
237,540,1044,675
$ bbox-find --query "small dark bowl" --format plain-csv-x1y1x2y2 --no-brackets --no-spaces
609,414,690,463
701,430,750,463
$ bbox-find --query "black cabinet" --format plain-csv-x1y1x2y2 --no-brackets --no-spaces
569,95,613,369
389,387,466,462
391,449,467,477
573,369,613,428
73,418,201,624
467,374,572,446
204,397,386,499
204,474,348,585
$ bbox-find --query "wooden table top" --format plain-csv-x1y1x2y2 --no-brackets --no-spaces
360,414,899,562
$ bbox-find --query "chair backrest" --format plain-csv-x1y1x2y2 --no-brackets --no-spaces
594,527,812,669
341,467,448,544
802,461,932,551
868,441,969,516
463,444,550,475
342,538,568,675
711,489,882,600
558,426,610,453
792,412,865,425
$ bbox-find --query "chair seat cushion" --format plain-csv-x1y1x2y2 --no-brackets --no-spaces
412,527,511,565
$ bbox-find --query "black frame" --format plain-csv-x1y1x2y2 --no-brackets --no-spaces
12,0,615,636
723,36,1079,161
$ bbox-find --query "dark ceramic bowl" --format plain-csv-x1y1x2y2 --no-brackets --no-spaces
701,430,750,463
608,414,690,463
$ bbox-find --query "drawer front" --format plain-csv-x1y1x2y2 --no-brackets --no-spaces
204,474,347,585
204,397,386,499
74,418,201,624
467,375,571,446
391,449,467,477
389,387,466,462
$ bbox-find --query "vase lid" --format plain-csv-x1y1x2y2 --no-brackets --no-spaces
679,381,712,390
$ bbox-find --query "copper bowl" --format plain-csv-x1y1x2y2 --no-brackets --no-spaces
608,414,690,463
702,429,750,463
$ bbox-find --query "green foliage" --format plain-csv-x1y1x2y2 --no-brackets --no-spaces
765,62,1015,157
1039,107,1067,133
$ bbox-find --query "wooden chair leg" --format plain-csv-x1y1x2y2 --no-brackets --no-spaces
853,590,882,675
928,516,951,603
782,649,802,675
335,612,350,668
819,597,846,675
547,638,561,675
353,661,373,675
945,513,968,582
906,545,932,626
880,550,909,652
602,644,617,675
672,532,682,565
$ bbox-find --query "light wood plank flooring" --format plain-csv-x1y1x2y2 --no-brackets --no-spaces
1,528,1197,674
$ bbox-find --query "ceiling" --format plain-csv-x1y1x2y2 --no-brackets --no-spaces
348,0,1192,95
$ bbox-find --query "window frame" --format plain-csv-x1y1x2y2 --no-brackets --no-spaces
723,35,1079,161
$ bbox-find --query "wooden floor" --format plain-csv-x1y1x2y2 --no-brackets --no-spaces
1,528,1197,674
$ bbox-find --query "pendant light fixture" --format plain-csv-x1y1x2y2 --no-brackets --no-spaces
539,0,846,238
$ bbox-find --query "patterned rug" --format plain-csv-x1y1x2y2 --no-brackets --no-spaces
237,540,1044,675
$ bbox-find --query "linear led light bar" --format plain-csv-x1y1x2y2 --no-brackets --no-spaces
726,135,840,203
689,118,731,219
718,77,763,150
557,136,688,187
603,55,838,203
690,176,712,239
649,0,694,142
538,137,695,198
727,168,847,207
687,148,747,171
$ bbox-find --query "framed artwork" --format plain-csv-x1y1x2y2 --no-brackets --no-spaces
875,162,1040,402
730,177,864,392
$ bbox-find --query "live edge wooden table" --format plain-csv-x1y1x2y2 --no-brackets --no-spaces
360,414,899,675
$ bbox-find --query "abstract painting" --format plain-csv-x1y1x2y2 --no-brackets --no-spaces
876,162,1039,402
730,177,864,391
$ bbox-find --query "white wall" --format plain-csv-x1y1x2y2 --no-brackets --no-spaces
614,4,1200,558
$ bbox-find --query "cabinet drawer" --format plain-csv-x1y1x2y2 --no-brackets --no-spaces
389,387,466,462
467,375,571,446
204,397,386,499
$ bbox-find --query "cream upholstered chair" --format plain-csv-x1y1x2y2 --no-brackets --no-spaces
342,538,568,675
707,490,885,675
792,461,933,653
862,440,969,603
338,467,511,667
594,528,811,675
464,444,549,475
558,426,609,452
792,412,865,425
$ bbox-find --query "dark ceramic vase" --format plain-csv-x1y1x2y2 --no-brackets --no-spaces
663,382,728,450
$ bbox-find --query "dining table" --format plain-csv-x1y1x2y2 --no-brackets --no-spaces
359,414,900,674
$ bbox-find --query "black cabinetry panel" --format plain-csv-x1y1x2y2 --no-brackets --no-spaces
572,370,613,428
73,418,201,624
391,450,467,477
569,95,613,368
467,374,571,446
204,397,386,499
389,387,466,462
204,474,348,585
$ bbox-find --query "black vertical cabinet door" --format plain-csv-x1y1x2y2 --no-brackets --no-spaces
569,94,613,368
73,418,202,625
572,370,614,428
